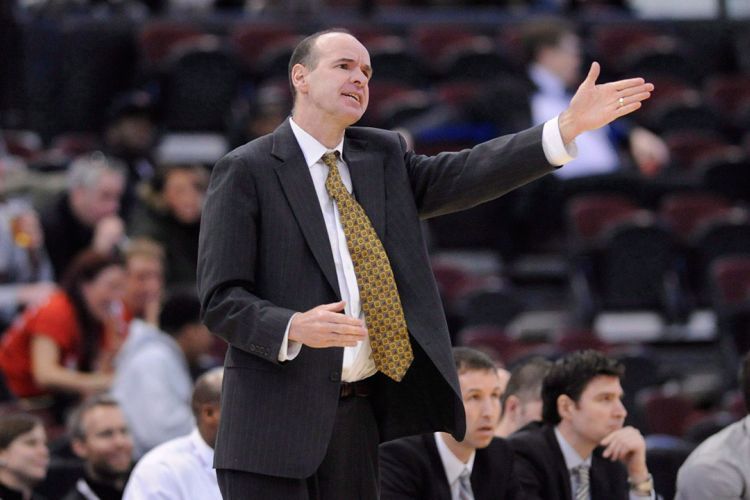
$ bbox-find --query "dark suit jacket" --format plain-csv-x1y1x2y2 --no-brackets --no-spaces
197,119,555,478
379,433,521,499
507,423,630,500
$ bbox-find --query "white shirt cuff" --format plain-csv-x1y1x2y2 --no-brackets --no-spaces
278,313,302,362
542,115,578,166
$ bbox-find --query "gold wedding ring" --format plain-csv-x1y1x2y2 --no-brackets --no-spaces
618,97,625,107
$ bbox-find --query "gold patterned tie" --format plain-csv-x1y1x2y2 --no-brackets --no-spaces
322,151,413,382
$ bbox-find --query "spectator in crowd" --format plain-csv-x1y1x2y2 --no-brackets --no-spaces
123,367,223,500
121,238,164,325
103,91,158,219
675,350,750,499
507,350,655,499
128,164,207,286
379,347,521,499
0,413,49,500
496,357,552,437
63,395,133,500
0,251,126,406
41,153,127,279
522,18,668,179
0,187,55,330
111,291,213,457
228,83,292,149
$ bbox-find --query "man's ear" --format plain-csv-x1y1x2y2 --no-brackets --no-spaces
505,395,520,415
71,438,88,460
291,64,308,95
557,394,574,420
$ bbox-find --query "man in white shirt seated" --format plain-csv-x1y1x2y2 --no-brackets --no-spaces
676,351,750,499
123,367,223,500
379,347,521,499
507,350,656,499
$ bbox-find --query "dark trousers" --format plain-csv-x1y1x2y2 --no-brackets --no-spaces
217,394,380,500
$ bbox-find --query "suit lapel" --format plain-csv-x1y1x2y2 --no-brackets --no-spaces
423,434,453,500
343,135,386,239
272,120,340,297
543,426,574,500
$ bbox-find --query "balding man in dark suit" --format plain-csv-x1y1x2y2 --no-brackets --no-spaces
197,28,654,499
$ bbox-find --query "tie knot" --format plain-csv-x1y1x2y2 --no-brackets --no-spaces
574,464,589,479
321,151,339,169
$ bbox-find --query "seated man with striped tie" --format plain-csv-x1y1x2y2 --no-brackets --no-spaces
379,347,521,499
507,350,655,500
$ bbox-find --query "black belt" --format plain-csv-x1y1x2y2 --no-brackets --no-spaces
339,378,373,399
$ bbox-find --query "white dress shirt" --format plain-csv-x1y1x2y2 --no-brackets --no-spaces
435,433,476,500
123,429,221,500
554,427,655,500
279,117,575,381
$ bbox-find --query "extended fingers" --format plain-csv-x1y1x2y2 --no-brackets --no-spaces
609,77,648,92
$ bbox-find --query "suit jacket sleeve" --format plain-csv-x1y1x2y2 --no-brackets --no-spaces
404,125,553,219
379,439,430,500
197,150,295,362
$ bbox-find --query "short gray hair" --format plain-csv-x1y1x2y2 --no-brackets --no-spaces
191,367,224,417
67,394,122,441
67,151,126,191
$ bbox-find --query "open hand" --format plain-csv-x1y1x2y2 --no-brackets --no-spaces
559,62,654,144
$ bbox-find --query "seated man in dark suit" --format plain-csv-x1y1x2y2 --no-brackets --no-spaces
379,347,520,499
507,350,655,500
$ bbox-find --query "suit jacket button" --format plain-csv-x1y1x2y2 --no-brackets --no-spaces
329,371,341,382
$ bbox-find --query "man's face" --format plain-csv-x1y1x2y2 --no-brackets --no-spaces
179,323,214,364
293,33,372,128
73,406,133,479
460,369,502,450
73,172,125,226
162,169,205,225
111,116,156,155
124,255,164,315
564,375,627,447
545,33,582,88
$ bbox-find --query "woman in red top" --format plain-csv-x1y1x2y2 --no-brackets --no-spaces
0,251,126,400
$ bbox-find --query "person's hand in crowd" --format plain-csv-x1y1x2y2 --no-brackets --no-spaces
559,62,654,145
629,126,670,177
12,210,46,250
92,215,126,255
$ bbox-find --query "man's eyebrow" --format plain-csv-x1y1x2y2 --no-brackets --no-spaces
334,58,373,76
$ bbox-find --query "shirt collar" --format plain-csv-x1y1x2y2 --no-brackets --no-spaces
554,426,592,471
189,428,215,471
289,118,345,168
529,63,568,98
434,432,476,486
